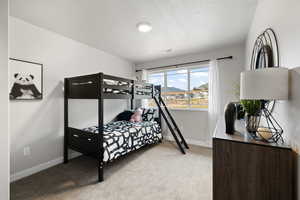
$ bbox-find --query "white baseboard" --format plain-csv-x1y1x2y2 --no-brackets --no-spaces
10,152,81,183
165,136,212,148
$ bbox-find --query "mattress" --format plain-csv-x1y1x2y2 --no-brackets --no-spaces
83,121,162,162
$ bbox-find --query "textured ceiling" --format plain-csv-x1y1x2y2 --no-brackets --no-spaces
10,0,257,63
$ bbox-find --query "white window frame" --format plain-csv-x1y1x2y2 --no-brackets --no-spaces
148,64,209,111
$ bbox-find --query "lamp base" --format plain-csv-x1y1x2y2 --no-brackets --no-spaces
253,104,284,143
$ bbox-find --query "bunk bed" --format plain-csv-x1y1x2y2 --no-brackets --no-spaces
64,72,188,182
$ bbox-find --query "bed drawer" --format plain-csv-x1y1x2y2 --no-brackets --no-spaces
68,129,99,154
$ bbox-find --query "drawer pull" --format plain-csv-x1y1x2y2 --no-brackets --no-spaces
73,134,79,138
88,138,92,141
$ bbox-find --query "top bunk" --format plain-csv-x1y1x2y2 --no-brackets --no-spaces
64,72,156,100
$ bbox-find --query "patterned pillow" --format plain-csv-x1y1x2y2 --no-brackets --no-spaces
142,108,156,122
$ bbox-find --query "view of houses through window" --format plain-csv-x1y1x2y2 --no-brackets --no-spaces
148,65,209,109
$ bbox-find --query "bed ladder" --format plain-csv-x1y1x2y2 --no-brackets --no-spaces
154,96,189,154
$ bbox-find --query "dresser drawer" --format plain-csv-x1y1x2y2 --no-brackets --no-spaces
213,138,293,200
68,130,100,154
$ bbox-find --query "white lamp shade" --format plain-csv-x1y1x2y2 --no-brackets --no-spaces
240,67,289,100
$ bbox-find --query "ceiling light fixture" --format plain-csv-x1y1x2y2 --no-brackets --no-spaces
165,48,173,53
137,22,152,33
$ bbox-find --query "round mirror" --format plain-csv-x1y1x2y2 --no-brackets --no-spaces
250,29,279,114
255,45,274,69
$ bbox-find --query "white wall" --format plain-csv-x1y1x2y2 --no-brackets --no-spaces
10,17,134,178
136,44,245,144
0,0,9,199
245,0,300,198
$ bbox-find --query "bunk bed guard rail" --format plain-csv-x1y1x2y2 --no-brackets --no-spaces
66,73,135,99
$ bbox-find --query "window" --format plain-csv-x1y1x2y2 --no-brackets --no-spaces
166,69,188,109
189,67,209,109
148,65,209,110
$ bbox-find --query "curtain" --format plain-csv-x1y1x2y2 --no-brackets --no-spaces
208,60,221,136
136,69,148,82
136,69,149,108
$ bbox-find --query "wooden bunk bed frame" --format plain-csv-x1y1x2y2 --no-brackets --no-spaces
64,72,163,182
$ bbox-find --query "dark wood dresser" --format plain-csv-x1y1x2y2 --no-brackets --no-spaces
213,119,295,200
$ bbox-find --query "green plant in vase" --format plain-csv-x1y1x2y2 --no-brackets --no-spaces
240,100,262,133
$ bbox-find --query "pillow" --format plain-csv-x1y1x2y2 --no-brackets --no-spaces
130,108,143,122
142,108,156,122
116,110,134,121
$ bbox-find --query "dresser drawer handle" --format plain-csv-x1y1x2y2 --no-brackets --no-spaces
73,134,79,138
88,138,92,141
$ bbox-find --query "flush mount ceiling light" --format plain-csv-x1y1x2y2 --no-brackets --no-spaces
164,48,173,53
136,22,152,33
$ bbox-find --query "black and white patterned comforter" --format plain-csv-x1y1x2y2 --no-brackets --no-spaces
83,121,162,162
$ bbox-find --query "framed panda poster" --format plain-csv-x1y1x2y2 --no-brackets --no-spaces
9,58,43,100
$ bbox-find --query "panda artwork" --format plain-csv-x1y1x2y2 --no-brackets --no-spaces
10,73,42,100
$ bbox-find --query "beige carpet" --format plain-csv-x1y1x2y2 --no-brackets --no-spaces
11,142,212,200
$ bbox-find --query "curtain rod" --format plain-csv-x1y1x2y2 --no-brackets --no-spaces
135,56,233,72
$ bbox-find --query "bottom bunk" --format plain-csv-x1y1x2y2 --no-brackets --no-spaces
64,109,163,182
83,120,162,162
66,120,162,162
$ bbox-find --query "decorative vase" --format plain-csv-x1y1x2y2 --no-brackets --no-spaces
245,114,260,134
224,102,236,134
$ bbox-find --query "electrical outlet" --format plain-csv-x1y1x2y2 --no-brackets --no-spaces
23,146,31,156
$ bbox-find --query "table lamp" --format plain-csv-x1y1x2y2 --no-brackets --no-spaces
240,67,289,143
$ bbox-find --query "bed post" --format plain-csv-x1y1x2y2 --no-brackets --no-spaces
64,78,69,164
155,85,162,128
130,80,134,110
98,73,104,182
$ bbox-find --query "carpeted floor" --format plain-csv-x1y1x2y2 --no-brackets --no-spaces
11,142,212,200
